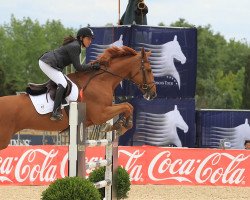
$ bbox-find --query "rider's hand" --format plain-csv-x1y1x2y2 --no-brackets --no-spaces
91,62,101,70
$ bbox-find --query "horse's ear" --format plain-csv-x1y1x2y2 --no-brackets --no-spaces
245,118,248,124
174,35,177,41
141,47,145,58
174,105,178,110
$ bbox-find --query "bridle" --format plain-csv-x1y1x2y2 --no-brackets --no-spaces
97,50,155,96
129,56,155,95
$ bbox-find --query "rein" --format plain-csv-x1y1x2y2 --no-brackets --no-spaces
78,66,107,101
79,51,155,97
97,56,155,95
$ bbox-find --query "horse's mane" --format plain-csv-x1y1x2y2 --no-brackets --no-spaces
97,46,137,64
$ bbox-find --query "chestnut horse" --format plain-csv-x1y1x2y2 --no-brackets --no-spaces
0,46,156,150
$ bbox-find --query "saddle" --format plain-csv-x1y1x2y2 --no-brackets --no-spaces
26,79,72,101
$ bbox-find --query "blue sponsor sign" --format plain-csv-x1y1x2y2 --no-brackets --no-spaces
86,25,197,98
129,25,197,98
11,134,56,145
118,98,196,148
196,109,250,149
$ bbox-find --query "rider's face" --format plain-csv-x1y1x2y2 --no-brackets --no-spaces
82,37,92,48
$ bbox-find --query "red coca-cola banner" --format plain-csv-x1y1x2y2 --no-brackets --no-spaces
119,146,250,186
0,146,250,186
0,146,67,185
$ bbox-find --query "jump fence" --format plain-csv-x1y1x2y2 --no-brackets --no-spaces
68,102,118,200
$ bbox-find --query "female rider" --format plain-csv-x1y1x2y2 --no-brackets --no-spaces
39,27,100,121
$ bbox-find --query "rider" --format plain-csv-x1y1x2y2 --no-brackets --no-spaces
39,27,100,121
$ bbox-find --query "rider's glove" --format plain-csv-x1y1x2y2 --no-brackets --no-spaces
91,62,100,70
80,63,100,71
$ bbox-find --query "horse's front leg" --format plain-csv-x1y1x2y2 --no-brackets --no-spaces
95,102,132,122
112,103,133,129
93,102,133,135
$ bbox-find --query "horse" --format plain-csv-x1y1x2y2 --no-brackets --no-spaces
136,35,186,89
0,46,156,150
133,105,188,147
209,118,250,149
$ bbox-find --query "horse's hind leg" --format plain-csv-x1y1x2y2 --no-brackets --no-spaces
0,95,22,150
0,127,15,150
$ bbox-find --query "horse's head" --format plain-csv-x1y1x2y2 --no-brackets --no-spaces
166,35,186,64
130,47,157,100
95,46,156,100
170,105,189,133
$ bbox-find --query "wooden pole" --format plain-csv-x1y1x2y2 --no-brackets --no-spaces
118,0,120,25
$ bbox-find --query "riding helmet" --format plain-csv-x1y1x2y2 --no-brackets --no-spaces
77,27,95,39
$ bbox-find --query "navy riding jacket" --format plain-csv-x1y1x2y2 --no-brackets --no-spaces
40,40,88,72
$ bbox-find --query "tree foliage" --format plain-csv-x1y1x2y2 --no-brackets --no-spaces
242,55,250,108
0,15,74,95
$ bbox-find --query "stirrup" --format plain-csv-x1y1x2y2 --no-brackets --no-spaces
50,110,63,121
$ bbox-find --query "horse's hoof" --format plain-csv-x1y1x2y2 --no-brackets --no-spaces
126,123,133,129
116,126,128,137
112,123,122,131
116,129,123,137
124,117,133,129
125,119,133,128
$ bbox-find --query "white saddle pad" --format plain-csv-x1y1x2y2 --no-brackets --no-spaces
30,93,55,114
29,79,79,115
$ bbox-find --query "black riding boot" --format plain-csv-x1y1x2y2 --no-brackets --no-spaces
50,84,66,121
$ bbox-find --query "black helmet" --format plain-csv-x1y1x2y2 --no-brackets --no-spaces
77,27,94,39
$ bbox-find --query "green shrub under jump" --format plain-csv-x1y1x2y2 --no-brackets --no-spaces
41,176,101,200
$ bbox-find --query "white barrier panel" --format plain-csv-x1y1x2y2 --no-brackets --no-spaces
94,179,112,189
86,159,112,170
85,139,112,147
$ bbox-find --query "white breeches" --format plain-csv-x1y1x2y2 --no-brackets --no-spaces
39,60,79,102
39,60,67,88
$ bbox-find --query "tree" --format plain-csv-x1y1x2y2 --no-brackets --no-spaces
0,15,75,95
158,22,165,26
0,66,5,96
0,27,6,95
170,18,194,28
242,55,250,108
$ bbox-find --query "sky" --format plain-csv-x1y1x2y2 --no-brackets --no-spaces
0,0,249,43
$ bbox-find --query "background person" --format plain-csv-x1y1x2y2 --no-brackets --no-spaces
244,140,250,149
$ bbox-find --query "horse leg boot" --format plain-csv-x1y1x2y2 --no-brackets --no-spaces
50,84,66,121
